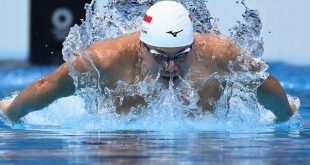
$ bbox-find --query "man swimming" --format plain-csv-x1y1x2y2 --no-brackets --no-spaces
1,1,296,122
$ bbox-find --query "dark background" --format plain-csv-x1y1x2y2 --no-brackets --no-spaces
30,0,90,64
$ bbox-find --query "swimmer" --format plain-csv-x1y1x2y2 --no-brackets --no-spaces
0,1,296,122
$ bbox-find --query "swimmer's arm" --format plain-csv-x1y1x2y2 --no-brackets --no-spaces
257,75,296,122
211,37,295,121
2,64,75,122
197,78,223,112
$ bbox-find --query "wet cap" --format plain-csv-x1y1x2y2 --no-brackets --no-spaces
140,1,194,47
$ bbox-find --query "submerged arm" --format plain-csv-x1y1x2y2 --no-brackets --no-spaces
196,34,295,121
197,78,223,112
2,64,75,122
257,75,296,122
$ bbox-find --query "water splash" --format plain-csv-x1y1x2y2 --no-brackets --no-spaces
1,0,301,131
229,0,264,57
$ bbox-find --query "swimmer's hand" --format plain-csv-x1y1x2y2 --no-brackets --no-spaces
0,98,14,122
0,99,13,114
289,100,297,114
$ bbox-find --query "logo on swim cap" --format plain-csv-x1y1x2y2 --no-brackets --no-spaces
166,30,184,37
140,1,193,48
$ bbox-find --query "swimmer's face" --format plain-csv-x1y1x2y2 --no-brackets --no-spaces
141,42,193,83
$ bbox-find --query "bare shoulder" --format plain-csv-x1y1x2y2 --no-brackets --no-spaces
85,32,141,83
193,33,239,73
85,32,140,66
194,33,238,61
87,32,140,52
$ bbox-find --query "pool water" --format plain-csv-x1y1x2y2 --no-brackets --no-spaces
0,62,309,164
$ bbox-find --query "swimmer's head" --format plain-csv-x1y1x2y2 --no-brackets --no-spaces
140,1,194,48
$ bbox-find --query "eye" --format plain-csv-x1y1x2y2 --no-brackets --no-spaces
149,49,168,62
175,48,191,61
175,52,188,62
153,54,167,63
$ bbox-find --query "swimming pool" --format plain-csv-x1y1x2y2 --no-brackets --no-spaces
0,62,309,164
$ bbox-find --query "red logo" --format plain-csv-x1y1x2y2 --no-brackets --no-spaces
143,14,153,23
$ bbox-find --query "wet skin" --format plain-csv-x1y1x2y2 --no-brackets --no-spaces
1,32,296,122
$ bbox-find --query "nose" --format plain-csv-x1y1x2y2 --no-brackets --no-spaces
164,60,178,73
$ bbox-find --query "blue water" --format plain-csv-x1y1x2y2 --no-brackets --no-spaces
0,62,309,164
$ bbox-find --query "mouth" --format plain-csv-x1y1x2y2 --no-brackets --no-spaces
161,75,180,82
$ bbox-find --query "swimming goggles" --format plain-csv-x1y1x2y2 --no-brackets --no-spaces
143,42,192,64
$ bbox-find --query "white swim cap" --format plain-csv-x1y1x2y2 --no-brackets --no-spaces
140,1,194,47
